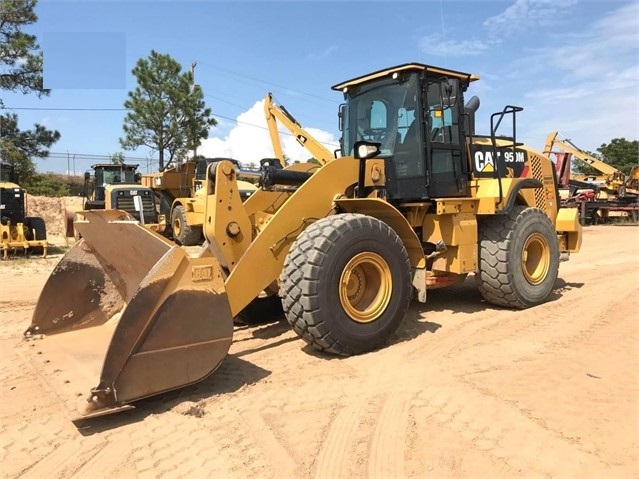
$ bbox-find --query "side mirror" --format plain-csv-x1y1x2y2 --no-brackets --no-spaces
443,79,458,108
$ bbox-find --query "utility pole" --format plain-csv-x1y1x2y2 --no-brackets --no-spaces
190,61,198,161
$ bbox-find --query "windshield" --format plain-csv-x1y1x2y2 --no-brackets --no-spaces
342,73,419,157
95,167,136,185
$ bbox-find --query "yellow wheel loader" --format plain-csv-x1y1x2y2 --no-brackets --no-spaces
142,157,257,246
1,161,48,260
26,63,582,419
64,163,166,239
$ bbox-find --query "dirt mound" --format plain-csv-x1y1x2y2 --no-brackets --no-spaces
25,195,84,238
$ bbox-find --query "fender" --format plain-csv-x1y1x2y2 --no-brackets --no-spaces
471,177,543,214
499,178,543,214
334,197,425,269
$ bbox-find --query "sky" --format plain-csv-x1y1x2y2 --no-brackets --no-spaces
2,0,638,175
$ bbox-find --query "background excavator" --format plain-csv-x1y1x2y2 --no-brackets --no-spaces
26,63,581,420
544,131,639,224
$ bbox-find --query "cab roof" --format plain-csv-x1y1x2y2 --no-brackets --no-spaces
331,63,479,92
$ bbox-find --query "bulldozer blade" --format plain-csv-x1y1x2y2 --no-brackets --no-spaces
24,210,234,419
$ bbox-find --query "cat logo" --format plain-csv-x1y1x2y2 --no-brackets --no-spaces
474,150,495,173
471,146,528,177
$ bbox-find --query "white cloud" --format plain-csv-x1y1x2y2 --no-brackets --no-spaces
308,44,338,61
483,0,578,37
199,99,339,166
418,35,489,57
465,1,638,153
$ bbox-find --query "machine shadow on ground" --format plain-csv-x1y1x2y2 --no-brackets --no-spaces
72,277,585,434
75,355,272,435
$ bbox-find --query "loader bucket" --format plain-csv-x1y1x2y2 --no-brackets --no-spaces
24,210,234,419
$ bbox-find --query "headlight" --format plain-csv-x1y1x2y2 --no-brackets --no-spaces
354,141,381,160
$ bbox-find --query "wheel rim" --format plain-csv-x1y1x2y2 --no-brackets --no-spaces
173,217,181,236
339,252,392,323
521,232,550,285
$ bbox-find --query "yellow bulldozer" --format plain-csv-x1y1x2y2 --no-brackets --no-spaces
1,161,48,259
25,63,582,419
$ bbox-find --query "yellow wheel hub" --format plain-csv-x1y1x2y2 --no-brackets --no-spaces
173,219,181,236
339,252,392,323
521,232,550,285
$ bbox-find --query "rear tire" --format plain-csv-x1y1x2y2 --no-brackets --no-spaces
30,217,47,240
475,206,559,308
23,217,47,240
171,205,202,246
22,217,47,255
280,213,411,356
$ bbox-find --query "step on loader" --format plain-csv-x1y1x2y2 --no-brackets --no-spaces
25,63,582,420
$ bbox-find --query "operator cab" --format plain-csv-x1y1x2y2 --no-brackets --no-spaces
88,164,140,202
333,63,478,202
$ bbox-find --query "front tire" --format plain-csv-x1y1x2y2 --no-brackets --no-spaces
280,213,411,356
171,205,202,246
475,206,559,308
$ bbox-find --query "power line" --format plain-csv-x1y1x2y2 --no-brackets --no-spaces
4,106,340,148
46,152,153,160
4,107,127,111
196,60,338,105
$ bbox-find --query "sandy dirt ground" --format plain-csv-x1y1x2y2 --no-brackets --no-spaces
1,203,638,478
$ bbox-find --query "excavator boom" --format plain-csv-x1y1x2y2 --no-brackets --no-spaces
544,131,624,178
264,93,336,165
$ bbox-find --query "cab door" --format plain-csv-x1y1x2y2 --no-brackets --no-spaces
425,78,468,198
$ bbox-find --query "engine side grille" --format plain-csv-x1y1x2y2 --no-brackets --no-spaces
530,155,546,210
113,190,158,223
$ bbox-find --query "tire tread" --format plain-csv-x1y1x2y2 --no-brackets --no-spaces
280,213,410,356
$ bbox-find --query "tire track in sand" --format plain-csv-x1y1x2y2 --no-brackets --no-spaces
368,393,410,479
313,403,363,479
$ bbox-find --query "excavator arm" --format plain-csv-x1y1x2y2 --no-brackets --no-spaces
264,93,336,166
544,131,623,178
